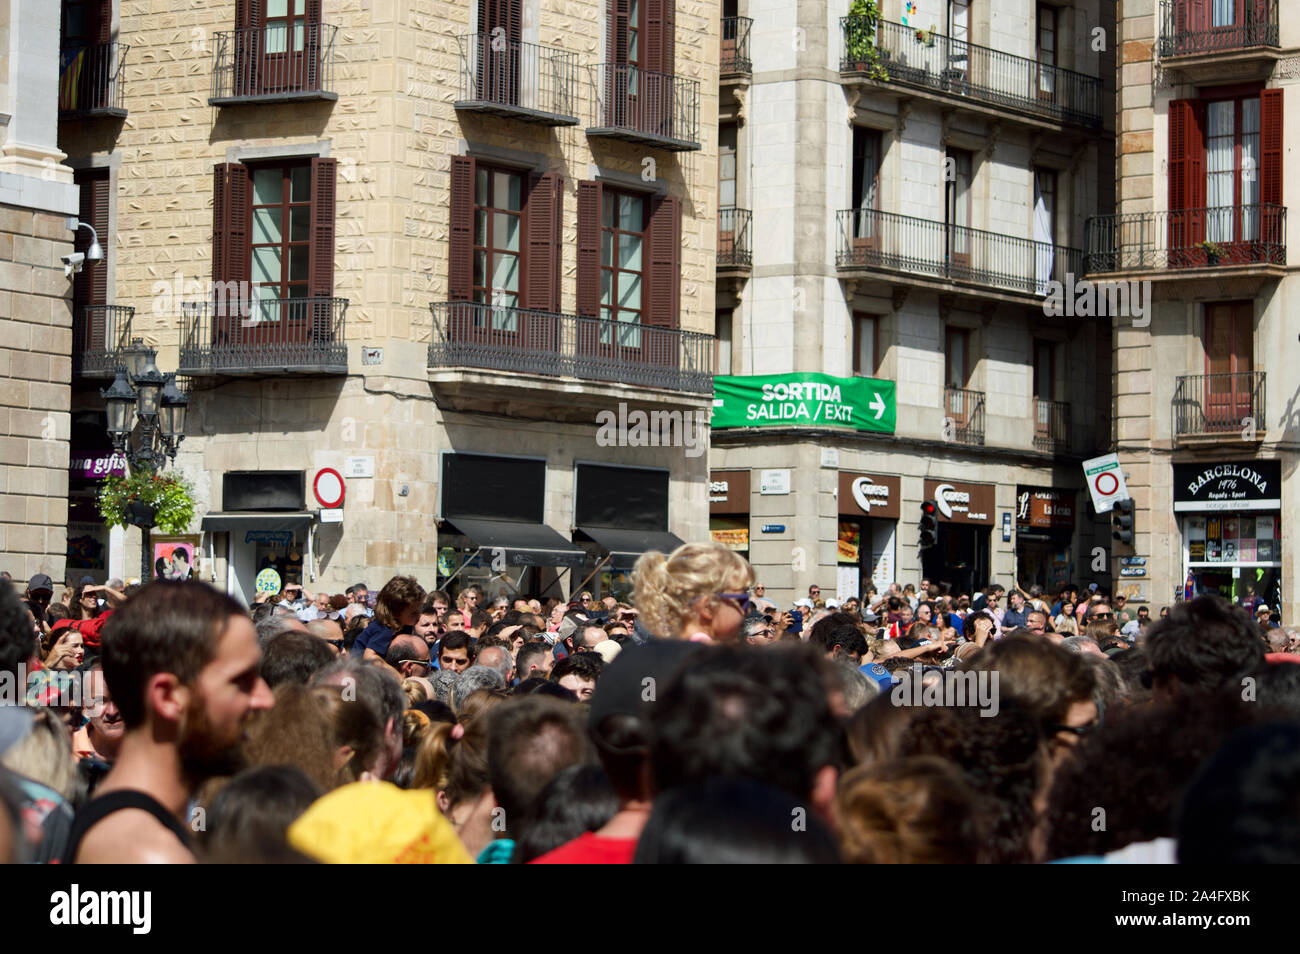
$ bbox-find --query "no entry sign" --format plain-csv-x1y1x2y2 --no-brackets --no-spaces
1083,453,1130,514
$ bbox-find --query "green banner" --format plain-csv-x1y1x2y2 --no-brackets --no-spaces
712,373,896,433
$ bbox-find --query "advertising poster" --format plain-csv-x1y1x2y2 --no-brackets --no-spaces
152,536,200,580
837,521,861,564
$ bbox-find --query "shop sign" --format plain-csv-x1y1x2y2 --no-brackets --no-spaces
838,472,901,520
1016,487,1076,530
922,479,995,525
1173,461,1281,512
709,470,750,513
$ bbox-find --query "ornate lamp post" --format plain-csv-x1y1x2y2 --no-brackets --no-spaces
101,339,189,581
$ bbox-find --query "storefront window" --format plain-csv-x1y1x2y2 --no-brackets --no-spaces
1183,512,1281,606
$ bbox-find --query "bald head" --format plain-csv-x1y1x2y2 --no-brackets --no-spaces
475,645,514,684
385,634,430,677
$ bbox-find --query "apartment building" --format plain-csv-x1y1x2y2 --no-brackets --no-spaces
1092,0,1295,616
708,0,1117,605
58,0,717,603
1,0,78,584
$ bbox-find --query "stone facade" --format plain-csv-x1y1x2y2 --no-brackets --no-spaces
57,0,718,600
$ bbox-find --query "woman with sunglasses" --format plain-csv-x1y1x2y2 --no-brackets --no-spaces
632,543,756,644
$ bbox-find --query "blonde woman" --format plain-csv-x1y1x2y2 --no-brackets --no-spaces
632,542,755,643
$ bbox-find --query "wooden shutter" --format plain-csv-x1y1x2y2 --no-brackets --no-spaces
212,162,251,285
1261,88,1283,256
523,172,562,312
95,0,111,44
308,157,337,298
576,180,603,317
645,0,674,75
75,170,109,309
1168,99,1206,255
234,0,265,29
448,155,475,302
645,193,681,328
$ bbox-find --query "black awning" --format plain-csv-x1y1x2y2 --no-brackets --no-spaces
201,512,315,533
442,517,587,568
575,526,685,570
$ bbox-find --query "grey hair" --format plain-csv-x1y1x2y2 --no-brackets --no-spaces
835,662,880,713
430,669,458,704
740,616,770,640
255,612,300,648
311,658,406,730
474,646,514,682
450,666,506,712
1061,635,1097,655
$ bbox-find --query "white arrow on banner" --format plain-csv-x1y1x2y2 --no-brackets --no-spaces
869,393,886,419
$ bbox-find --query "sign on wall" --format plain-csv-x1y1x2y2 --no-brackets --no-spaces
712,373,896,433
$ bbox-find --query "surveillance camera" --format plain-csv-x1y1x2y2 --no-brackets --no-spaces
62,252,85,277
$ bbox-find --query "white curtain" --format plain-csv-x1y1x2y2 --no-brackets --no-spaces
1206,101,1233,242
1212,0,1234,28
1242,98,1260,239
1033,172,1054,294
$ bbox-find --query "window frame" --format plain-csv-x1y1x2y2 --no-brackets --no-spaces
853,312,879,378
470,163,525,318
248,160,313,308
600,186,649,345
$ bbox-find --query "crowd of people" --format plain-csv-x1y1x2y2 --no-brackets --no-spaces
0,548,1297,864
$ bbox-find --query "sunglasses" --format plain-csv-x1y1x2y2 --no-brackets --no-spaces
716,592,752,614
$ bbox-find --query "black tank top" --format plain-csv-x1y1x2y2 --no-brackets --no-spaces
65,790,193,863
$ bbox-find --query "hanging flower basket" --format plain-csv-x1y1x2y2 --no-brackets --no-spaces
99,469,195,535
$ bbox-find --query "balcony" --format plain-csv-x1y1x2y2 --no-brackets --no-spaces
836,208,1084,305
840,17,1102,131
453,34,579,126
209,24,338,106
1173,372,1265,443
717,207,751,273
1033,398,1071,454
945,386,985,446
428,302,713,420
72,305,132,378
721,17,753,77
587,64,701,152
177,297,348,375
1085,205,1286,287
58,43,128,119
1158,0,1279,83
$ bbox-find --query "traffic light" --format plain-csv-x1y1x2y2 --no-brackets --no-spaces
919,500,939,550
1111,497,1135,545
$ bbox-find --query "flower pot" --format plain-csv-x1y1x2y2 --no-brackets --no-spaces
126,500,158,529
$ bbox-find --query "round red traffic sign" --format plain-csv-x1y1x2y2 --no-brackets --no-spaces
313,468,346,509
1093,471,1119,497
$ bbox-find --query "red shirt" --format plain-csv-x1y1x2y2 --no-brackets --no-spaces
528,832,638,865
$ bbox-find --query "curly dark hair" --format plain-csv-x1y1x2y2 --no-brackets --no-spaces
1142,596,1265,698
1044,695,1257,860
896,699,1046,864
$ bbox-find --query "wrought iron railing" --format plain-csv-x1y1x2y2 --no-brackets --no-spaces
840,17,1102,128
945,386,985,445
454,34,579,123
718,208,752,268
588,63,701,149
210,23,338,102
721,16,753,75
58,43,128,117
1159,0,1279,56
178,296,348,374
837,208,1083,296
73,305,133,377
1033,398,1071,453
1085,205,1286,272
1173,371,1265,438
429,302,714,394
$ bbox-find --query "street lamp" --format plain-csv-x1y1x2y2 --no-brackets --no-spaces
100,346,189,582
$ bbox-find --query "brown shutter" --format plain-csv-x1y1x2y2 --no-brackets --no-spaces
645,0,674,75
308,157,337,297
609,0,630,62
1168,99,1188,213
305,0,322,23
1168,99,1206,256
95,0,112,44
449,155,475,301
234,0,264,29
645,193,681,329
523,172,562,312
1261,88,1283,257
75,171,110,309
576,180,603,317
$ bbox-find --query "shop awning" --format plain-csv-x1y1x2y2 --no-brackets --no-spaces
442,517,587,568
201,512,316,533
575,526,685,569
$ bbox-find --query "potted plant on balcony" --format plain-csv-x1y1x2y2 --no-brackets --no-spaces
99,469,196,534
1199,239,1225,265
914,25,936,47
845,0,888,81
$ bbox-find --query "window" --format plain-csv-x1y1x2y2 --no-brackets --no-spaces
448,156,562,315
852,127,882,243
73,168,110,312
853,313,877,377
251,164,312,316
945,326,968,389
1032,339,1054,401
601,189,647,346
1037,5,1056,97
716,310,733,374
1204,302,1254,425
948,0,970,75
606,0,675,130
473,166,523,329
1168,90,1282,262
719,124,737,209
266,0,307,54
212,158,336,326
477,0,522,103
945,149,972,264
